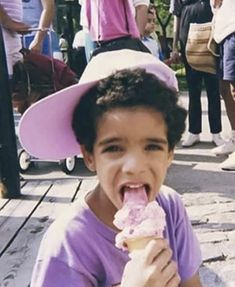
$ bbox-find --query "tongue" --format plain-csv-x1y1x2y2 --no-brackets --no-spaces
123,186,148,206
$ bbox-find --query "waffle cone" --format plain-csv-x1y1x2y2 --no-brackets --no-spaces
125,236,157,253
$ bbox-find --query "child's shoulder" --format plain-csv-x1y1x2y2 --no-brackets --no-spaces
44,191,90,239
158,184,181,200
157,185,185,215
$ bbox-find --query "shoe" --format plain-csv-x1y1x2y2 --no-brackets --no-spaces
211,133,226,146
211,138,235,155
182,133,200,147
220,151,235,171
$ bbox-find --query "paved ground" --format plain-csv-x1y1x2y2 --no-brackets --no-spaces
15,91,235,286
166,91,235,286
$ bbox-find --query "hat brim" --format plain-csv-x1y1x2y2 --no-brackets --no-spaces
19,50,178,160
19,80,97,160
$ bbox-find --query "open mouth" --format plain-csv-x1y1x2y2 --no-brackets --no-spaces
120,184,150,204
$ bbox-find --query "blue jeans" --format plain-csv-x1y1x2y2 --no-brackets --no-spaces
84,31,96,63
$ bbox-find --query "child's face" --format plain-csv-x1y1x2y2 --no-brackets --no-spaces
145,13,157,35
82,107,173,212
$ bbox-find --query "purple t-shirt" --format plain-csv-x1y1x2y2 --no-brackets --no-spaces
30,185,202,287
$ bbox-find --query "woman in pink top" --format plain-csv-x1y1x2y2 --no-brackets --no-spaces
85,0,151,57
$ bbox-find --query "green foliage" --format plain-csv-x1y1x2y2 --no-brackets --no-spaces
170,63,187,91
177,76,188,91
154,0,171,19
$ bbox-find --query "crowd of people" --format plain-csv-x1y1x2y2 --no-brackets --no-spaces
170,0,235,170
76,0,233,171
0,0,234,285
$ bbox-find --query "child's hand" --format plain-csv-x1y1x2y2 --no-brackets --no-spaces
120,239,180,287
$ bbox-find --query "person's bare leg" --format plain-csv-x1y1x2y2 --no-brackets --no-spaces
220,80,235,130
211,80,235,156
230,81,235,101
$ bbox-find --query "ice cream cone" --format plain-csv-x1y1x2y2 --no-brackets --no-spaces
125,236,157,253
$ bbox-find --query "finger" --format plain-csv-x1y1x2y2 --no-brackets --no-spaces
152,246,173,271
166,272,181,287
143,238,168,264
162,260,178,283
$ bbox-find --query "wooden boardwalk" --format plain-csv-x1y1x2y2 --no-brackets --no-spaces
1,143,235,287
1,174,235,287
0,177,97,287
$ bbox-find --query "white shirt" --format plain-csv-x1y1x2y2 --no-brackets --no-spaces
213,0,235,43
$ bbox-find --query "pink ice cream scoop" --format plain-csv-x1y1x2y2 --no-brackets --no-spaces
113,186,166,252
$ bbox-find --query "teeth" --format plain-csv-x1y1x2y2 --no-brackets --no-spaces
126,184,144,188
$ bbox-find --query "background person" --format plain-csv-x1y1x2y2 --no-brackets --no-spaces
0,1,29,77
210,0,235,170
85,0,151,57
142,6,163,59
78,0,96,62
22,0,61,59
171,0,224,147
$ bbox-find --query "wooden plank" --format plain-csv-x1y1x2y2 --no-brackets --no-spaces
74,176,98,201
0,181,28,211
0,181,52,255
0,198,9,210
0,181,52,256
0,179,80,287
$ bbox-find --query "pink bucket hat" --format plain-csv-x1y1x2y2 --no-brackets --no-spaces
19,49,178,160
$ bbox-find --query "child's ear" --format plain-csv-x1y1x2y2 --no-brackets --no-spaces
167,149,174,168
80,145,96,172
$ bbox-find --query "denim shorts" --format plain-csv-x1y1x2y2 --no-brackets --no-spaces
23,31,60,56
220,32,235,82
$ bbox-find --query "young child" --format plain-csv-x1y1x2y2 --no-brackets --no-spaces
19,50,203,287
142,6,172,66
142,7,162,59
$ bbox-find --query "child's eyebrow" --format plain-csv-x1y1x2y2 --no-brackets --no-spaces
146,137,168,145
97,137,168,146
97,137,121,146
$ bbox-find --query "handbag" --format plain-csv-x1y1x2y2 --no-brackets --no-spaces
185,21,219,74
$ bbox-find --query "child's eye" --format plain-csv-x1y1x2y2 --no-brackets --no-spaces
145,144,163,151
102,145,122,153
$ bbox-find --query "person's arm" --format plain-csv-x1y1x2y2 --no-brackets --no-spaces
133,0,149,37
210,0,223,8
180,272,202,287
171,15,181,63
29,0,55,53
0,4,29,33
135,4,148,37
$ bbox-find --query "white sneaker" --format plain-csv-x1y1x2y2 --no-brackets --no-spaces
211,138,235,155
211,133,226,146
182,133,200,147
220,151,235,171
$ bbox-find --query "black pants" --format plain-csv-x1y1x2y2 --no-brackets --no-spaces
181,47,222,134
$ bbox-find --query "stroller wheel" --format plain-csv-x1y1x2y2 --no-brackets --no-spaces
60,156,76,174
18,149,32,173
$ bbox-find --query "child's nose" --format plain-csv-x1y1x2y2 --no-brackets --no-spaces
122,153,146,175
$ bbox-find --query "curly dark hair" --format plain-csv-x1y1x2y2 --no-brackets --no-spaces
72,68,187,153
